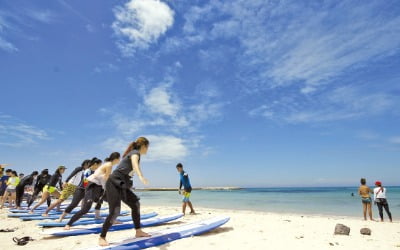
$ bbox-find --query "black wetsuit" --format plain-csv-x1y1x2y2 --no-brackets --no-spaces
100,150,141,238
15,174,35,207
27,174,51,207
48,171,63,189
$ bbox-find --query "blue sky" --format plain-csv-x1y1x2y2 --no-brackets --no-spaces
1,0,400,188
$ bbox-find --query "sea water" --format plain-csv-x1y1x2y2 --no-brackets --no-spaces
137,187,400,218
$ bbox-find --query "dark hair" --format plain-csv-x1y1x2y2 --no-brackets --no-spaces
123,137,149,158
41,169,49,175
5,169,12,173
81,159,91,167
88,157,102,167
31,171,39,176
176,163,183,168
12,170,18,176
105,152,120,162
360,178,366,185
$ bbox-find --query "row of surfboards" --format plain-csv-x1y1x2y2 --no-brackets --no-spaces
8,203,230,249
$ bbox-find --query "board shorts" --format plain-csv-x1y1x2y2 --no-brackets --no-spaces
43,185,57,194
182,191,191,202
361,197,372,204
5,187,16,193
0,188,6,196
59,183,77,200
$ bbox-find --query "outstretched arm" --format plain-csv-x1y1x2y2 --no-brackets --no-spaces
131,154,148,185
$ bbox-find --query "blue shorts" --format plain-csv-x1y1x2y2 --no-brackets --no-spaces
182,191,191,202
361,197,372,204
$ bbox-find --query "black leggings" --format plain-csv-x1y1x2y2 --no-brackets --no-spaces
27,187,51,208
64,188,85,213
100,180,140,238
15,185,25,207
67,184,103,226
377,200,392,221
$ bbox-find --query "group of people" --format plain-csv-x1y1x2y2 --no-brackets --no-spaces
358,178,393,222
0,136,196,246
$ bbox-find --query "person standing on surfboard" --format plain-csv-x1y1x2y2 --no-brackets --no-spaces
176,163,195,215
99,137,150,246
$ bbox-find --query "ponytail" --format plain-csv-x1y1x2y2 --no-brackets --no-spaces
122,137,149,158
105,152,120,162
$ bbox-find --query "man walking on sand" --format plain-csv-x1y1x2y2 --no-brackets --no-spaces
176,163,195,215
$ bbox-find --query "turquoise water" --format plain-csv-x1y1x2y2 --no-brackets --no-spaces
136,187,400,218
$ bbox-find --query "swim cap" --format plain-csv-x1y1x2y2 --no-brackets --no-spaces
375,181,382,186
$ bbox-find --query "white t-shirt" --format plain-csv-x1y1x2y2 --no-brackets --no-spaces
373,187,387,200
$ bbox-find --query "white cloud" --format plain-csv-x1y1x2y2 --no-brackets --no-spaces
249,85,397,124
146,135,187,162
0,36,18,52
26,9,56,23
112,0,174,56
93,63,119,73
0,114,49,147
144,86,179,117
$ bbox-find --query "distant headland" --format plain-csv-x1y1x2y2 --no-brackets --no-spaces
135,187,242,191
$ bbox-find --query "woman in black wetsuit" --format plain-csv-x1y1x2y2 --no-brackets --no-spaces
15,171,39,209
99,137,150,247
27,169,51,208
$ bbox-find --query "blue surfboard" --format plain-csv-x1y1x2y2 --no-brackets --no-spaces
86,216,230,250
38,212,158,227
42,213,183,237
11,208,107,218
21,211,129,221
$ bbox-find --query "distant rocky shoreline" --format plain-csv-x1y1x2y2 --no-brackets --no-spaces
135,187,242,191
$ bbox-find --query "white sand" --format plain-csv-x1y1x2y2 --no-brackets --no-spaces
0,205,399,250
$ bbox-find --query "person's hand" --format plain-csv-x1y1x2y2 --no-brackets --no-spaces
178,190,181,195
139,176,149,185
62,182,67,189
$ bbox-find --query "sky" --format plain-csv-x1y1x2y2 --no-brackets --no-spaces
1,0,400,188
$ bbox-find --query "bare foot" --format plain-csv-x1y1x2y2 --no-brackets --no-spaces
42,213,48,217
99,237,109,246
135,229,150,238
28,210,34,214
64,225,70,230
112,220,123,225
190,211,196,215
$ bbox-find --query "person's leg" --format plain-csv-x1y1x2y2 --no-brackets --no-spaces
65,194,93,229
383,203,392,222
182,202,187,215
58,188,84,222
188,201,195,214
15,186,25,209
27,188,40,208
43,198,64,216
362,202,367,220
0,191,10,209
99,182,121,246
122,190,149,238
94,195,103,220
367,203,373,220
30,191,50,213
9,192,17,208
377,202,384,221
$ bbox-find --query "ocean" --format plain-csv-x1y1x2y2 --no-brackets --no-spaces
136,187,400,218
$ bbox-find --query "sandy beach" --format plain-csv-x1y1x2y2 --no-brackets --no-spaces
0,205,399,250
